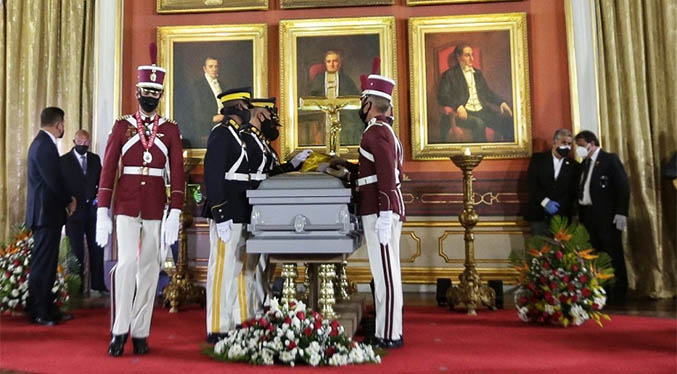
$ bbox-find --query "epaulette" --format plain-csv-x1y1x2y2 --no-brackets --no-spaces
164,118,177,126
116,114,131,121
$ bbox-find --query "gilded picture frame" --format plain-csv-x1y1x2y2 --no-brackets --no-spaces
279,17,398,160
281,0,393,9
407,0,520,6
157,24,268,159
157,0,268,13
409,13,531,160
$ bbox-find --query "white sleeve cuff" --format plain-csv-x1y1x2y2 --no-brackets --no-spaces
540,198,551,208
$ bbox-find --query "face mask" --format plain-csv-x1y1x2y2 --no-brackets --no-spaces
576,144,589,158
75,145,88,155
556,145,570,157
222,106,250,124
359,101,372,125
261,118,280,141
138,96,159,113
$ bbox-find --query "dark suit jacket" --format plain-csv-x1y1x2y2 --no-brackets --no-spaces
584,149,630,220
525,151,580,222
60,149,101,221
308,70,360,97
25,131,71,229
178,76,224,147
437,64,505,111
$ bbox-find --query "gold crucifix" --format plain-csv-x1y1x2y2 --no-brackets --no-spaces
298,95,361,157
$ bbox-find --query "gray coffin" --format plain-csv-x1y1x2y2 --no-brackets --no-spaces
246,172,362,254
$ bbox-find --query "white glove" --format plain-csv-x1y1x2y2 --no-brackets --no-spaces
216,219,233,243
613,214,627,231
374,211,393,245
96,207,112,247
164,209,182,246
290,150,313,168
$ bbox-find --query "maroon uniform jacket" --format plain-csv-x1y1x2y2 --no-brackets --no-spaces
354,117,405,220
98,114,185,220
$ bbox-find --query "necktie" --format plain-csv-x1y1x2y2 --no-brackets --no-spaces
578,158,591,198
81,154,87,175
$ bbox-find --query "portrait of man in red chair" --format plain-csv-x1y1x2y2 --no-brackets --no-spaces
436,42,514,143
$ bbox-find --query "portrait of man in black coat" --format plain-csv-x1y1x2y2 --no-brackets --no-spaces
437,43,514,142
525,129,580,236
60,129,107,296
25,107,76,326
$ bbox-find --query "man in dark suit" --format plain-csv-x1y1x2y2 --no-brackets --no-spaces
437,43,514,142
60,129,108,296
25,107,76,326
525,129,580,236
575,130,630,304
181,56,226,148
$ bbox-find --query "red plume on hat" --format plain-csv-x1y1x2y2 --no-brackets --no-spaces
360,57,381,91
137,42,166,90
360,56,394,102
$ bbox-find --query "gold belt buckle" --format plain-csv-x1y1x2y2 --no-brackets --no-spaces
142,166,149,176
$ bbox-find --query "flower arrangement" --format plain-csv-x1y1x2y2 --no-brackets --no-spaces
510,216,614,327
0,228,75,314
208,299,381,367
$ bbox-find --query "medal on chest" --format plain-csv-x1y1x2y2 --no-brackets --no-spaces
134,112,160,165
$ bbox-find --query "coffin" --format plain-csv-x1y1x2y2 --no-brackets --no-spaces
246,172,362,254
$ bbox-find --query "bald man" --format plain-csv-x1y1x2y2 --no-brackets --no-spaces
60,130,108,296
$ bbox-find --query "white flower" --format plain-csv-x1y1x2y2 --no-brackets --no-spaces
10,289,19,297
270,298,280,313
517,306,529,322
294,300,306,312
544,304,554,315
214,340,226,355
570,304,589,326
13,266,23,274
309,352,322,366
328,353,348,366
286,330,295,341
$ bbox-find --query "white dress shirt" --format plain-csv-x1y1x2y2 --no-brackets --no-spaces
579,147,601,206
41,129,57,145
205,73,223,110
461,66,483,112
540,152,566,207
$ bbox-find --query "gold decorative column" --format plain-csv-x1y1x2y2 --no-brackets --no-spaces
446,153,496,315
318,263,338,319
163,156,206,313
281,263,298,304
335,261,351,301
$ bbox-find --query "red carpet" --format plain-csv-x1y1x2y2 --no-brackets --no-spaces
1,306,675,373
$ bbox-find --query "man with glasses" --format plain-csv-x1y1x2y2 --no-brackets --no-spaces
95,49,185,357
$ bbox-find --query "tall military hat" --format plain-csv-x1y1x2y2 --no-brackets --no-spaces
136,43,166,90
360,57,395,103
218,87,252,106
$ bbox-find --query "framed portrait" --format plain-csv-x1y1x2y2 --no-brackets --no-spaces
281,0,393,9
407,0,520,6
157,24,268,157
409,13,531,160
279,17,398,160
157,0,268,13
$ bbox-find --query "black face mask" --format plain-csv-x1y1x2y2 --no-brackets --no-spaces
222,106,251,124
359,101,372,125
138,96,159,113
261,119,280,141
556,146,571,158
74,145,88,155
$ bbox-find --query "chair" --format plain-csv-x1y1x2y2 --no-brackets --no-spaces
436,45,496,142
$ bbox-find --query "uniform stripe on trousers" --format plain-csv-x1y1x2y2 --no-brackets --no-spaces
238,254,248,322
211,239,227,333
109,266,116,331
380,243,394,340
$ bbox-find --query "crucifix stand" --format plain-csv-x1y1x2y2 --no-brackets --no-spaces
298,95,361,157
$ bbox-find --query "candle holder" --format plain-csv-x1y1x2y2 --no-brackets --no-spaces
163,157,206,313
446,154,496,315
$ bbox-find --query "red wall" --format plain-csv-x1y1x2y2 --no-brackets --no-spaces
122,0,571,215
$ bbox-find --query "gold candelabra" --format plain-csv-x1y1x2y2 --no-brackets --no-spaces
163,157,206,313
446,153,496,315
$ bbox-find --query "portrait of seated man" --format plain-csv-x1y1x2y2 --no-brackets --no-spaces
436,43,514,143
300,50,363,146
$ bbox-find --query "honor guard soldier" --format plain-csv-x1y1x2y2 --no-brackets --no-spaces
203,88,254,343
95,43,185,357
240,98,312,314
331,66,405,349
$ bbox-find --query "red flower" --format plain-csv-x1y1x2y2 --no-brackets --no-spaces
314,320,322,330
304,327,313,337
539,276,547,283
549,282,557,290
581,288,591,297
268,324,275,332
13,260,19,266
572,264,579,272
296,311,306,320
289,301,296,308
555,251,563,260
592,303,599,310
325,346,336,356
330,320,339,328
241,321,249,328
562,275,570,283
542,262,550,269
571,294,578,302
260,317,268,327
284,316,292,325
579,275,588,283
553,311,563,319
4,271,10,278
559,294,568,303
288,340,297,349
527,282,536,291
329,327,338,337
568,283,575,291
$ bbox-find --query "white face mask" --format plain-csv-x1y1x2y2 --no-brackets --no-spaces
576,144,589,158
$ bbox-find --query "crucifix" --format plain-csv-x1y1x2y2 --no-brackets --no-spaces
298,95,361,157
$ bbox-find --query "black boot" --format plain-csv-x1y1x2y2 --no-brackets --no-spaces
132,337,150,355
108,334,127,357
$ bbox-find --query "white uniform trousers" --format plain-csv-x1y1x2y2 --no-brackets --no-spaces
241,251,262,319
206,220,255,333
362,213,403,341
111,215,162,338
254,254,274,309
